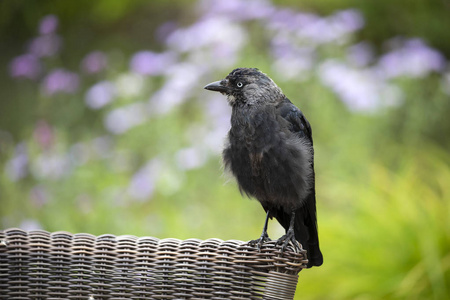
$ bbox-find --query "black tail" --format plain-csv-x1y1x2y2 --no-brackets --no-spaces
273,204,323,268
294,205,323,268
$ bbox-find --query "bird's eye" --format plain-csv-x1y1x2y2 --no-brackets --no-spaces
237,82,243,88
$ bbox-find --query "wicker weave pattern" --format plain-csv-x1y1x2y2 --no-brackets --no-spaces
0,228,307,299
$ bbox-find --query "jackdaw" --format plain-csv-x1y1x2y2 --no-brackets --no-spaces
204,68,323,268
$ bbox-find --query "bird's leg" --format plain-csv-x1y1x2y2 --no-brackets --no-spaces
248,210,271,251
276,210,301,252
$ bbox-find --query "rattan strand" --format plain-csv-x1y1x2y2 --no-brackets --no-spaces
0,228,307,299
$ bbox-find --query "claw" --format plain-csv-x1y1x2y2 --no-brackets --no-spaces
276,229,301,252
276,209,303,253
249,232,271,251
248,210,272,251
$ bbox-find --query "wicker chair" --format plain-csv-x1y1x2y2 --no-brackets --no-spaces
0,228,307,299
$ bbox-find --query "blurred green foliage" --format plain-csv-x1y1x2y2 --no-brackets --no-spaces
1,0,449,299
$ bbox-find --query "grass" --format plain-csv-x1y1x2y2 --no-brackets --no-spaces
297,147,450,299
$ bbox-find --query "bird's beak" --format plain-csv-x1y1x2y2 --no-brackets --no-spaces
204,80,228,93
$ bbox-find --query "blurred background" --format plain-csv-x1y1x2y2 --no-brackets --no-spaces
1,0,449,298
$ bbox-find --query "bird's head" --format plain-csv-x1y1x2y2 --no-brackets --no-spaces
204,68,284,106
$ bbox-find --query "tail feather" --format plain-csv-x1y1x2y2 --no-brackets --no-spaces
273,205,323,268
294,206,323,268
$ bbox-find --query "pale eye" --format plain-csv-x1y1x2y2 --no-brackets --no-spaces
237,82,243,88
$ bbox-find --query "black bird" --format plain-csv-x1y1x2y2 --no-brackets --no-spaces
204,68,323,268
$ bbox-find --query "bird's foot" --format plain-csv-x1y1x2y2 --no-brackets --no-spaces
248,232,271,251
276,228,301,253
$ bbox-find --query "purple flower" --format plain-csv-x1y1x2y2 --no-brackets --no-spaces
42,69,79,96
5,143,28,181
331,9,365,33
204,93,232,119
130,51,176,75
128,159,162,201
81,51,108,74
9,54,41,79
272,56,314,81
270,34,295,59
39,15,59,35
175,147,207,170
268,9,364,46
104,102,148,134
19,219,42,231
299,18,335,44
85,81,116,109
29,34,61,57
31,151,72,180
200,0,274,21
267,9,303,31
347,42,374,67
149,87,185,115
300,10,363,44
165,17,246,56
149,63,204,114
33,120,54,150
156,21,178,43
271,43,315,80
377,38,446,79
319,60,402,112
195,94,231,153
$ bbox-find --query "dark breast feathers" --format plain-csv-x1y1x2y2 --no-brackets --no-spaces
223,98,314,213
